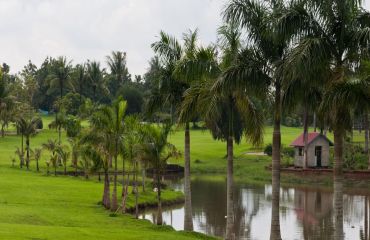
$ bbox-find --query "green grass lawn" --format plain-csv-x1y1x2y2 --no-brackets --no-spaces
0,167,213,240
0,116,367,239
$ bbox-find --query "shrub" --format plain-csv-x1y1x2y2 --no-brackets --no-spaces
35,118,43,129
282,147,295,158
264,144,272,156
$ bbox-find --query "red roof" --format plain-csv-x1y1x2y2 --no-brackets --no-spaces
290,132,333,147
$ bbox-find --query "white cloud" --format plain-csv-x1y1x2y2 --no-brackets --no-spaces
0,0,368,76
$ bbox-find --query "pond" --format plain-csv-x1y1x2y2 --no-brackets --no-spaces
140,175,370,239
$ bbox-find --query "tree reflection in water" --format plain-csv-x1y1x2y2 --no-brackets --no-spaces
140,176,370,239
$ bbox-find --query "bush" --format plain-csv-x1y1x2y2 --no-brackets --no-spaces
65,116,81,138
264,144,273,156
344,143,367,170
35,118,43,129
282,147,295,158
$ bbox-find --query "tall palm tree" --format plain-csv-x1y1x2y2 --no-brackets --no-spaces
106,51,130,96
137,124,181,225
56,145,70,175
72,64,87,106
89,98,127,211
48,56,72,146
279,0,370,177
123,115,141,218
179,39,265,240
86,61,107,103
48,109,67,145
283,79,323,168
149,30,196,231
222,2,289,238
17,116,40,170
48,56,73,99
42,139,59,176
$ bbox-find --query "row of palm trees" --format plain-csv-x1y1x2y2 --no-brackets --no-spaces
146,0,370,239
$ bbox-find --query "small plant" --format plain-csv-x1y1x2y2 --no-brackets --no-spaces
10,157,16,167
264,144,273,156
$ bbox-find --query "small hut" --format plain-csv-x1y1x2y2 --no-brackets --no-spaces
290,132,333,168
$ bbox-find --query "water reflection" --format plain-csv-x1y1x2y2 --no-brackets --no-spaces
140,177,370,239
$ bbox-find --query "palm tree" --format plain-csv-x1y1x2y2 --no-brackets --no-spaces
56,145,70,175
48,56,73,99
123,115,141,218
88,98,127,211
137,124,181,225
68,137,81,175
80,130,112,209
179,34,265,240
283,79,323,169
31,148,42,172
42,139,59,176
279,0,370,177
48,108,67,145
223,2,292,238
86,61,107,102
72,64,87,106
106,51,130,96
150,29,199,231
17,116,41,170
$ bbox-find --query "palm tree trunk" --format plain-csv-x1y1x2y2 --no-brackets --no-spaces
111,153,118,211
313,112,317,132
134,161,139,219
364,113,369,155
226,136,234,240
58,125,61,145
142,165,146,193
303,108,309,169
103,169,111,209
121,156,126,213
334,130,344,176
270,82,282,240
184,122,193,231
20,134,24,168
26,137,30,170
333,175,344,240
64,162,67,175
156,170,163,225
36,159,39,172
122,173,130,213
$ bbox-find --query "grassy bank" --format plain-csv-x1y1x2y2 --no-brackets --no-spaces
0,167,213,240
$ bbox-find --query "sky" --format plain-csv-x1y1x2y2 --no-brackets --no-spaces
0,0,369,76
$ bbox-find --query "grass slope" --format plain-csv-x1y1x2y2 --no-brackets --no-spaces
0,167,213,239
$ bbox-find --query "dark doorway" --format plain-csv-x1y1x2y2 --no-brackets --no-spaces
315,146,322,167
